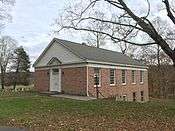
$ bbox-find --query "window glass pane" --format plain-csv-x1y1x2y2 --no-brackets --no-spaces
141,91,144,96
94,76,99,85
141,91,144,101
133,92,136,102
94,68,99,75
94,68,100,86
52,69,59,72
132,70,135,83
122,70,126,84
140,71,144,83
110,69,115,85
52,69,59,75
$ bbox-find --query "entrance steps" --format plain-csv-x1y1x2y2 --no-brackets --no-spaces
40,91,61,96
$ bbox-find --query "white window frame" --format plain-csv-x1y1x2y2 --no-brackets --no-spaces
140,71,144,84
131,70,136,84
110,69,116,86
94,68,101,87
121,70,126,85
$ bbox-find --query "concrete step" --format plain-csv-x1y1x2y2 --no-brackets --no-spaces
40,91,61,96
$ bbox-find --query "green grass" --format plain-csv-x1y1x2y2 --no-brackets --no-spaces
0,92,175,130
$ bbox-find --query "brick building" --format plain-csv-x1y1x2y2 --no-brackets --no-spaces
33,38,149,102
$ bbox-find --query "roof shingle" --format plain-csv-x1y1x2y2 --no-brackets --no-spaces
55,38,145,67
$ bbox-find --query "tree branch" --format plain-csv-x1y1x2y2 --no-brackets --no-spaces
163,0,175,25
76,16,145,32
60,26,156,46
117,0,175,65
105,0,124,9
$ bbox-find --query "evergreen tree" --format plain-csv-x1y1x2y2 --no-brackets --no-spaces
11,46,30,89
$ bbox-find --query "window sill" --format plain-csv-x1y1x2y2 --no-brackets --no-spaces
140,82,144,85
94,85,101,88
122,83,126,86
132,83,136,85
110,84,115,86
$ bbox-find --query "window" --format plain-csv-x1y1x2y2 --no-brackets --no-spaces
123,95,127,101
133,92,136,102
52,69,59,75
140,71,144,83
131,70,136,84
94,68,100,86
121,70,126,84
110,69,115,85
141,91,144,101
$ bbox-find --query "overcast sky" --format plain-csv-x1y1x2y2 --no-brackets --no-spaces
1,0,170,68
2,0,67,65
2,0,114,66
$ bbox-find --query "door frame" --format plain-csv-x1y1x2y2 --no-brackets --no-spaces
49,67,61,92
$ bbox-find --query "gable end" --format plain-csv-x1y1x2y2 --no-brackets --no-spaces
33,38,84,67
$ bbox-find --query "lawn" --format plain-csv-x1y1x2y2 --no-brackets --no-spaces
0,92,175,130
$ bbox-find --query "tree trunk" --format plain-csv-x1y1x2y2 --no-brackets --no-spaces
96,33,99,48
157,45,160,67
158,39,175,67
13,62,19,90
173,50,175,67
1,65,5,90
13,73,17,90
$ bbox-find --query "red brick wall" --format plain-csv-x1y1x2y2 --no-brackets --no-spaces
34,66,149,102
34,69,50,92
88,67,149,102
88,68,118,98
61,67,87,96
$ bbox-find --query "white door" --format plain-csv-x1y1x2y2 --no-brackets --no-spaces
50,68,61,92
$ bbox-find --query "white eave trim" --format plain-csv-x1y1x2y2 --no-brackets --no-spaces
35,61,148,71
86,60,148,69
33,39,56,67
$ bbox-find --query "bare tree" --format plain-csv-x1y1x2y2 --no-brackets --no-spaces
82,11,108,48
83,32,106,48
0,36,16,89
109,17,138,55
56,0,175,66
136,16,174,66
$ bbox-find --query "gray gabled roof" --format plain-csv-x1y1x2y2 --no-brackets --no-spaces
55,38,146,67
